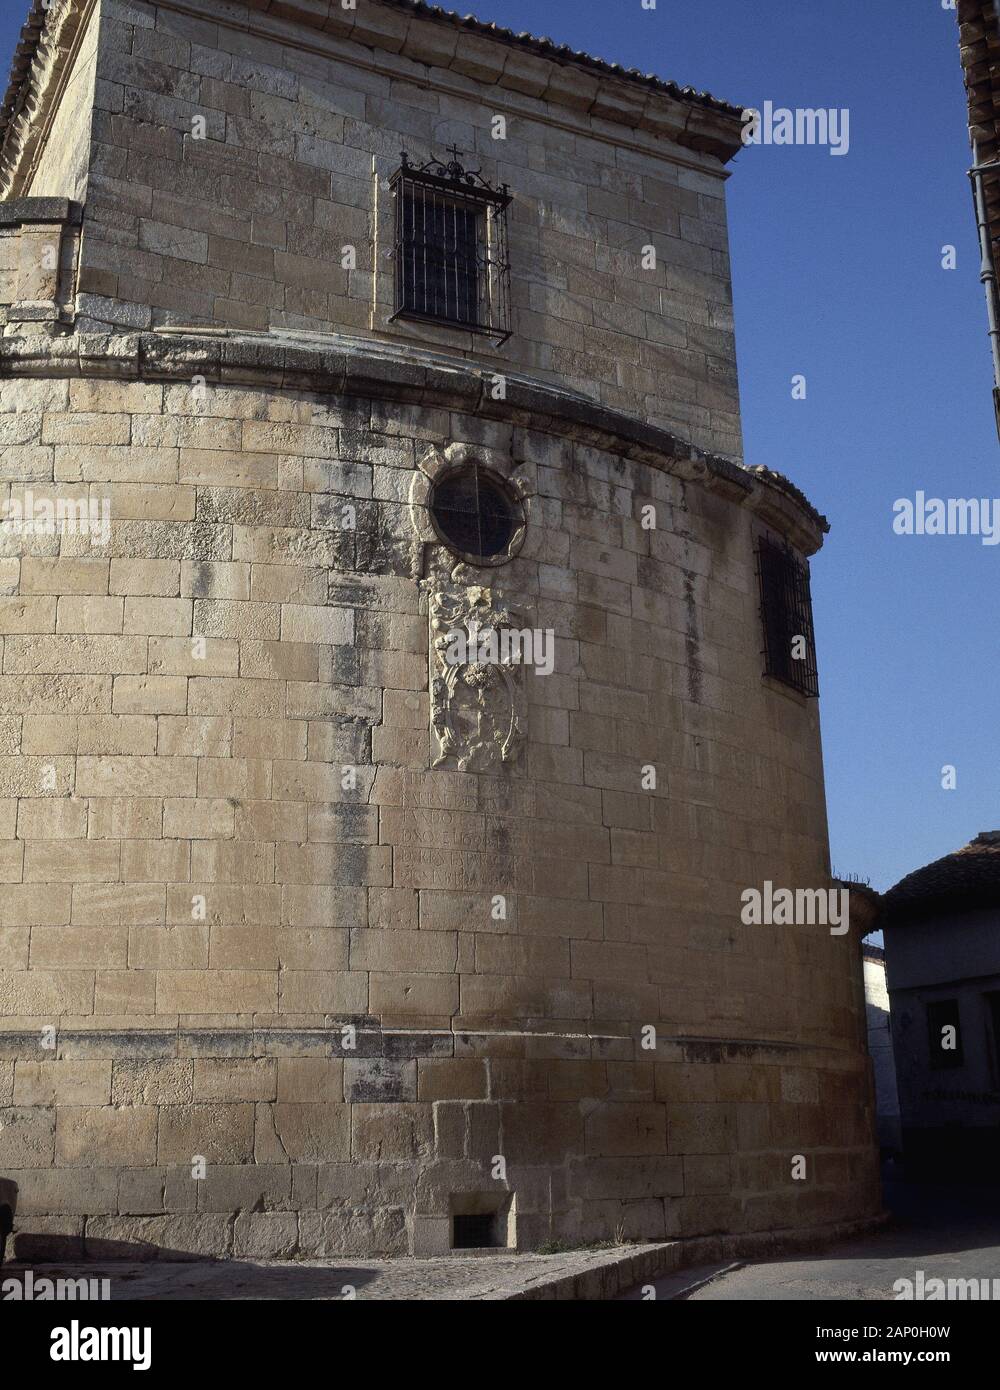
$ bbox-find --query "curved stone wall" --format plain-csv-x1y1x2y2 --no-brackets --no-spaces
0,332,879,1259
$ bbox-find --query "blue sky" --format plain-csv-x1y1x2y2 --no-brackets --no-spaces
0,1,993,892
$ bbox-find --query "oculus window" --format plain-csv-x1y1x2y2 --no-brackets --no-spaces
429,464,523,564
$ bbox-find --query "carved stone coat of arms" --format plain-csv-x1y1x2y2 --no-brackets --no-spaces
428,585,526,772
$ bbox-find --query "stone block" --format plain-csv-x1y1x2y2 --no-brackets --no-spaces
260,1102,351,1162
157,1103,255,1164
56,1106,157,1167
233,1211,298,1258
0,1105,55,1166
344,1058,416,1104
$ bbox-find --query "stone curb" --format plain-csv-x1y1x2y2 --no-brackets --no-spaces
499,1210,891,1300
501,1241,681,1301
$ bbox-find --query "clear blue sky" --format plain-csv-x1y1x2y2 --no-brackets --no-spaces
1,1,994,892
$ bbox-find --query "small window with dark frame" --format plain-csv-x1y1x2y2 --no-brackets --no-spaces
389,147,512,343
926,998,964,1070
756,536,819,697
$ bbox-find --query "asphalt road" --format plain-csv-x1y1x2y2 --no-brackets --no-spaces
622,1175,1000,1300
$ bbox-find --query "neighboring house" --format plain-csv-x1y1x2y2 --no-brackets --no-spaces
861,943,902,1156
881,832,1000,1179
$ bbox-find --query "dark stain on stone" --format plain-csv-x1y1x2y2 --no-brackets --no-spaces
355,501,411,575
187,562,213,598
683,568,702,703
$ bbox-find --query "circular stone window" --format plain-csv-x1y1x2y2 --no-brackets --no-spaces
429,464,524,564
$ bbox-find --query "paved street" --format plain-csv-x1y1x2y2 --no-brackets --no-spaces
622,1176,1000,1300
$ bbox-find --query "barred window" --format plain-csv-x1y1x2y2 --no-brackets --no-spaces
389,148,512,343
756,536,819,697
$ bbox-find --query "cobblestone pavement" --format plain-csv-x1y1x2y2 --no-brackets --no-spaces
3,1246,638,1301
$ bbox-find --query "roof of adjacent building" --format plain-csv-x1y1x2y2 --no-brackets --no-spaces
881,831,1000,924
958,1,1000,225
0,0,745,161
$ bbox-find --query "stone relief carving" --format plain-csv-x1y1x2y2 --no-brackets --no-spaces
428,584,526,772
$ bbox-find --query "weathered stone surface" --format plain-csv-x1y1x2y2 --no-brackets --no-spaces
156,1104,255,1165
0,1105,55,1166
110,1061,192,1106
0,0,871,1265
298,1206,408,1258
83,1215,233,1260
55,1106,157,1167
344,1058,416,1104
233,1211,299,1259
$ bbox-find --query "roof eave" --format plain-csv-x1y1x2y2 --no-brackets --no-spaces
0,0,749,180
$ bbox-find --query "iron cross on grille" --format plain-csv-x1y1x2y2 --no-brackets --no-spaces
444,146,470,178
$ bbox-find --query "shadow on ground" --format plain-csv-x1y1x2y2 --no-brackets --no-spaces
2,1239,640,1301
3,1242,381,1300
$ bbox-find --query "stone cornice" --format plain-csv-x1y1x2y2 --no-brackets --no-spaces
0,0,744,169
0,0,96,200
0,195,84,226
0,327,828,552
258,0,748,162
0,1024,847,1061
221,0,741,173
0,0,745,213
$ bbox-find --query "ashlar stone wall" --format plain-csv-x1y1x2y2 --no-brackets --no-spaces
59,0,746,457
0,335,879,1258
0,0,879,1260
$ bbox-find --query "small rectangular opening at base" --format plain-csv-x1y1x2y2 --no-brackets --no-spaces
452,1213,497,1249
448,1192,514,1250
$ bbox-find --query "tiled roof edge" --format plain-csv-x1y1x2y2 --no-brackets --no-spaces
0,1,47,159
880,835,1000,925
379,0,745,116
0,0,94,200
0,0,746,169
958,0,1000,217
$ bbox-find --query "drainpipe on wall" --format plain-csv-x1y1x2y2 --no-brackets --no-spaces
969,144,1000,441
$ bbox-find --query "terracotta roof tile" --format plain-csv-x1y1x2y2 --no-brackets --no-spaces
881,832,1000,924
381,0,743,115
958,1,1000,222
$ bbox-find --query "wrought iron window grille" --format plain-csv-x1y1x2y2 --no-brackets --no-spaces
756,536,820,698
389,147,512,344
